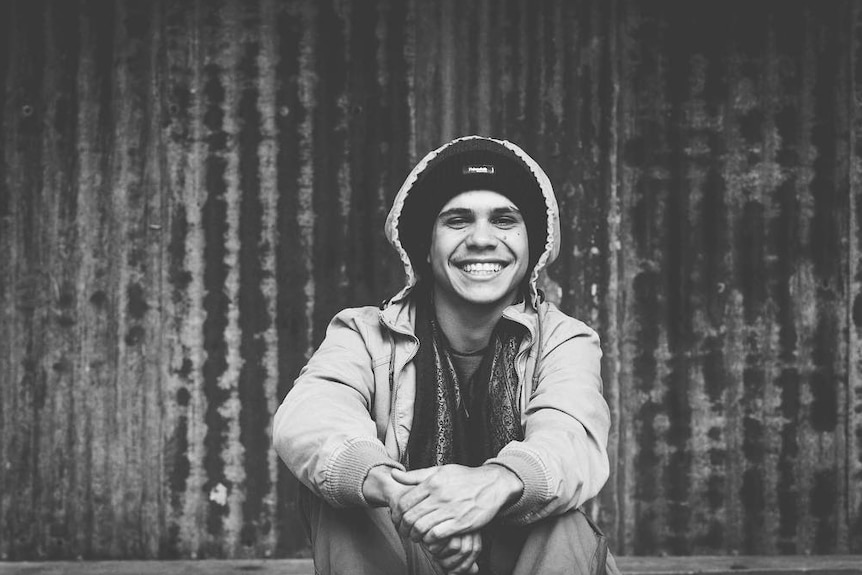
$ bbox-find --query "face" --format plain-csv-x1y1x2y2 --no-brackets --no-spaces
428,190,530,310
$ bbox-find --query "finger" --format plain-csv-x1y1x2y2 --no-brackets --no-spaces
464,534,482,572
396,501,438,539
437,535,471,569
439,550,468,571
443,551,475,573
422,518,462,545
449,535,481,574
436,534,465,558
390,484,429,525
391,467,437,486
425,544,446,558
427,534,461,562
408,509,451,542
425,538,448,556
401,502,451,541
437,542,467,570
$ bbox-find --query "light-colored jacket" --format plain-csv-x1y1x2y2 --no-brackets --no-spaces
273,136,611,525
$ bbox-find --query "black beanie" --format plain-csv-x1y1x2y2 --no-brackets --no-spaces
399,139,547,277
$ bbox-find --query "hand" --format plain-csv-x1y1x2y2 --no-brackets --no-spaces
365,467,482,573
361,465,409,508
390,464,522,545
426,531,482,574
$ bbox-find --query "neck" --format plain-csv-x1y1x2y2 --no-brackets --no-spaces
431,288,517,354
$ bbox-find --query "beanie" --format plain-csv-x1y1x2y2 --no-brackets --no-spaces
399,138,547,277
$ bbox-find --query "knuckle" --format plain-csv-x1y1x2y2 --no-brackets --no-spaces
441,556,458,569
414,517,430,534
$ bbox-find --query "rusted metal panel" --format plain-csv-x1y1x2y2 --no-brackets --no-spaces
3,0,51,559
851,0,862,556
1,0,861,560
614,1,855,555
72,0,116,558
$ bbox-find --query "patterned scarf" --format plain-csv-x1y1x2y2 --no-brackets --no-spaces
406,293,525,470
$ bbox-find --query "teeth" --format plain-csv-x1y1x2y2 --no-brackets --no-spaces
461,262,503,274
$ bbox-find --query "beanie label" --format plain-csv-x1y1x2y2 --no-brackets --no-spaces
463,164,495,175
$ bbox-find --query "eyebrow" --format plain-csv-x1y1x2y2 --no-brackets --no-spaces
437,205,522,219
491,206,522,217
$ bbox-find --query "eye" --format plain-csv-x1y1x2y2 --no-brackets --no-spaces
442,216,471,228
493,215,520,228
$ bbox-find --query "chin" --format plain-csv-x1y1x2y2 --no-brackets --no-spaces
454,287,517,307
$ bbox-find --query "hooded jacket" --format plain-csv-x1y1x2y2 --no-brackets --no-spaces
272,136,610,525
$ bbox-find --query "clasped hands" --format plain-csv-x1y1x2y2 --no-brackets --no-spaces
363,463,523,574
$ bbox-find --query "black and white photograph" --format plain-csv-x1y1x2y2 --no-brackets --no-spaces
1,1,861,573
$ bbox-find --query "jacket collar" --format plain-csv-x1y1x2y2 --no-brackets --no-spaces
379,287,539,341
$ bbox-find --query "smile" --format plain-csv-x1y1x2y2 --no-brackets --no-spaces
457,262,506,275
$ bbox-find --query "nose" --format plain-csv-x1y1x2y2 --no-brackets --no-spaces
465,220,498,249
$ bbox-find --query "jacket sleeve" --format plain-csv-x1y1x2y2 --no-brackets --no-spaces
272,309,403,508
484,319,610,525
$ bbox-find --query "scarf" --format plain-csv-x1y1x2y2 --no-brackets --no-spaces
406,293,525,470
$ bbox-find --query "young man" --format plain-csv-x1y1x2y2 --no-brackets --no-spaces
273,136,615,574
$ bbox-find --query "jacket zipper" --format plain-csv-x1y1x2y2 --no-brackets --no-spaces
380,313,419,461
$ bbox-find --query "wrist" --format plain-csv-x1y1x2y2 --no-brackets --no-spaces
362,464,397,507
486,463,523,507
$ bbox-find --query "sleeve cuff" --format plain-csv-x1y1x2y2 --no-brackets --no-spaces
324,439,404,508
485,445,551,525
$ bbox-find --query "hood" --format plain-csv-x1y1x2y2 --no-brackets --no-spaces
384,135,561,307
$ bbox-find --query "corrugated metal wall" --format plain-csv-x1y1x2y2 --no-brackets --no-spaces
1,0,860,560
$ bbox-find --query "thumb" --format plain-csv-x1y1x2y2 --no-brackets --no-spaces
391,467,437,485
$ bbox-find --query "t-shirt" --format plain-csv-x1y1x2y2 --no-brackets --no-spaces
449,346,486,404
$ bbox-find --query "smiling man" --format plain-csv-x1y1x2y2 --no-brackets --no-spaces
273,136,617,574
